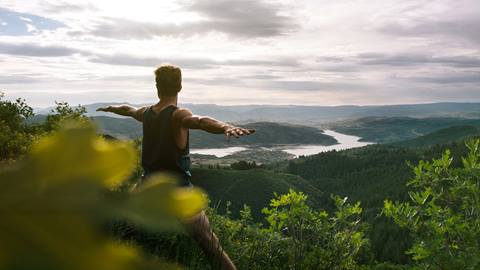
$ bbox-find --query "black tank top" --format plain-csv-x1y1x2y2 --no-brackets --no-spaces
141,105,192,187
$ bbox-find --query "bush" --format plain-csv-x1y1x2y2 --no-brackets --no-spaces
383,140,480,269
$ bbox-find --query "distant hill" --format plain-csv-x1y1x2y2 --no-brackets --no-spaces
35,102,480,124
331,117,480,143
189,122,337,148
191,149,295,166
93,116,143,138
190,168,325,220
91,117,338,148
394,125,480,148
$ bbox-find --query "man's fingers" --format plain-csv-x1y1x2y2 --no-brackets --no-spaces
231,130,239,138
225,127,254,141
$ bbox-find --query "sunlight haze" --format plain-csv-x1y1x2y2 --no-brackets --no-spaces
0,0,479,107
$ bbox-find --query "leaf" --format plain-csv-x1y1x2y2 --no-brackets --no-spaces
117,173,207,231
0,122,191,269
29,122,137,188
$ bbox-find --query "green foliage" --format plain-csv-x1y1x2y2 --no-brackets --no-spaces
261,190,368,270
0,92,36,159
190,168,324,221
230,160,258,170
128,190,368,270
0,122,206,269
383,140,480,269
44,101,88,131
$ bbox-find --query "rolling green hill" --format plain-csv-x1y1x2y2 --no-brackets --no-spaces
278,133,476,264
28,115,338,148
331,117,480,143
191,149,294,166
190,168,325,221
93,116,143,139
395,125,480,148
189,126,479,264
190,122,337,148
90,117,338,148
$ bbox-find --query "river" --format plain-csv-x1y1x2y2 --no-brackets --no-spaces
190,130,374,158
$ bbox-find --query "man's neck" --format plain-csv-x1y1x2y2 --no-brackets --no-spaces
157,96,178,107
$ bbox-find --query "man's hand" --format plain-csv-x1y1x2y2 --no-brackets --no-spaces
95,105,146,122
223,125,255,139
96,106,112,112
177,109,255,138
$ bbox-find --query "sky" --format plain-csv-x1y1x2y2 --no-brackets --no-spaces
0,0,479,107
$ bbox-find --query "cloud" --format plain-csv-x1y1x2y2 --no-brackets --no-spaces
357,53,480,68
89,53,214,69
261,80,369,92
0,74,43,84
405,73,480,84
380,17,480,44
0,42,83,57
41,1,98,13
89,52,300,69
187,0,297,37
81,0,297,39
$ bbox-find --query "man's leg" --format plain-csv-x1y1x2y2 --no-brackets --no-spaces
185,211,237,270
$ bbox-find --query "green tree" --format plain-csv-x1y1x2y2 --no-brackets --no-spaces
383,140,480,269
44,101,88,131
261,190,368,270
0,92,35,159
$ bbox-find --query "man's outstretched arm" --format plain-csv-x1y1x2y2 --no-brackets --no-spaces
174,108,255,138
96,105,146,122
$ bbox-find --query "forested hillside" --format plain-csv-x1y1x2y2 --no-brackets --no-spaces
3,95,480,269
331,117,480,143
92,117,338,148
192,131,479,264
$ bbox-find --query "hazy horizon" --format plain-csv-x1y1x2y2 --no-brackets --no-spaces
31,99,480,111
1,0,479,107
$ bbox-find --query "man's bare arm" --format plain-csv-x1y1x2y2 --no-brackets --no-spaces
96,105,146,122
174,109,255,138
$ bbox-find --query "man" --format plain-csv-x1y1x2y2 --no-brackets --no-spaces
97,64,254,270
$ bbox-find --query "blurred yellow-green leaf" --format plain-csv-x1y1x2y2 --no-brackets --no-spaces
0,122,206,270
116,174,207,231
29,122,137,188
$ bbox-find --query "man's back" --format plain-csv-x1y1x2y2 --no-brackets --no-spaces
141,104,192,187
96,64,255,270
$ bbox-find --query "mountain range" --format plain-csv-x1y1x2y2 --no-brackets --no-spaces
35,102,480,124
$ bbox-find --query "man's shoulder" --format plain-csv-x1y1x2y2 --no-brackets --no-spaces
172,107,193,120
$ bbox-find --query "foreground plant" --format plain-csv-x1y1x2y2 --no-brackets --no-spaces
383,140,480,269
0,122,206,270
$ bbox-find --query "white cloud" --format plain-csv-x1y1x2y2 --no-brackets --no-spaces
0,0,479,107
19,16,33,22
